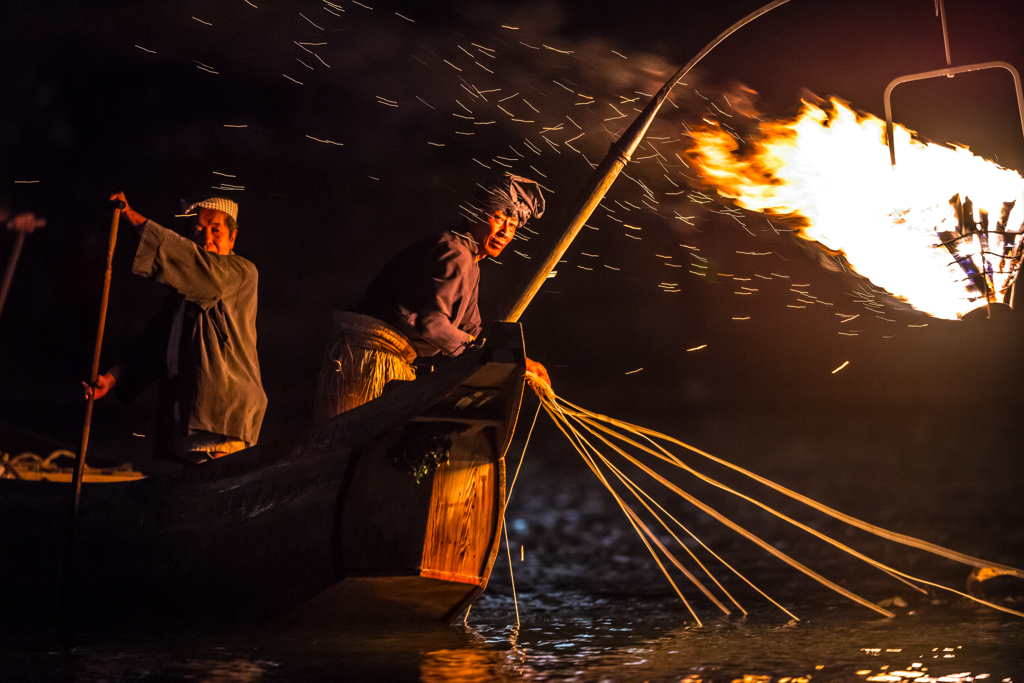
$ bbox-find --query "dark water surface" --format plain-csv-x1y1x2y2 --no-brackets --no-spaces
3,410,1022,682
3,599,1020,682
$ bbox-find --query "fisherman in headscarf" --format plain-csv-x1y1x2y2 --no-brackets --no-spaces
85,192,268,463
315,175,550,419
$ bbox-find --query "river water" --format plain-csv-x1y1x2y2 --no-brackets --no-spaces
3,409,1022,682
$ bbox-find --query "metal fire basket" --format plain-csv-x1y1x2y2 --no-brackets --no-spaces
883,0,1024,314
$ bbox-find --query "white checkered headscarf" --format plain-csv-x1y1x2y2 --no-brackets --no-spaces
182,197,238,222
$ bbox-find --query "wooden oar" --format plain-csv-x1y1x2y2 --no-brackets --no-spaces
0,212,46,325
58,199,123,619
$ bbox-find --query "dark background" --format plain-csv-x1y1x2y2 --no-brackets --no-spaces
2,0,1024,462
3,5,1024,679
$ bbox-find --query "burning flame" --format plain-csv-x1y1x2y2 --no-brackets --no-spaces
686,97,1024,319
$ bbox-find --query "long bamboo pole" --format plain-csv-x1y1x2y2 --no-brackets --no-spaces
59,200,123,618
495,0,792,323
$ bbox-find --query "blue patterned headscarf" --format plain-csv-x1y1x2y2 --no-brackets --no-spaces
459,175,546,226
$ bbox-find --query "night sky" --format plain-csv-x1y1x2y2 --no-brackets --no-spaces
3,0,1024,456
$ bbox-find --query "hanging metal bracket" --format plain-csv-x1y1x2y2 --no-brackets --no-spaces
884,61,1024,167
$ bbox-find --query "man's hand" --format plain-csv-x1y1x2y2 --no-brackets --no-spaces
525,357,551,396
83,372,116,401
109,192,147,228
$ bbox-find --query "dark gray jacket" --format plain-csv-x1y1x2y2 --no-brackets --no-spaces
358,230,483,357
114,220,267,445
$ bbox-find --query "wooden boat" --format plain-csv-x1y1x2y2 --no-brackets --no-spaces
0,323,526,624
2,46,699,624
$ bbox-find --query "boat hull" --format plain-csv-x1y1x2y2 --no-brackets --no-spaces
0,323,527,625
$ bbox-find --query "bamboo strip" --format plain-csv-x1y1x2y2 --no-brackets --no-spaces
543,403,703,626
578,412,922,594
576,401,1024,580
595,449,739,616
561,407,896,618
581,430,732,615
576,417,802,619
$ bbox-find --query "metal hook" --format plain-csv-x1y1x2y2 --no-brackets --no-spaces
937,0,952,67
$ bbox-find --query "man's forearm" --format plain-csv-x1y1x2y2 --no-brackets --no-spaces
123,207,147,236
110,192,147,235
417,313,474,356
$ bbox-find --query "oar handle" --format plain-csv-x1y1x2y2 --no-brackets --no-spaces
76,202,121,489
82,200,124,386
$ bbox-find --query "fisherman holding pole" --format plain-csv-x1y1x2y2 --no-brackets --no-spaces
84,193,267,463
314,175,551,418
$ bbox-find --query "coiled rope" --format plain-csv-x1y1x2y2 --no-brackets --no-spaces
0,450,141,481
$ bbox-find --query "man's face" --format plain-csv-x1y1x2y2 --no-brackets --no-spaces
193,208,236,255
470,209,519,259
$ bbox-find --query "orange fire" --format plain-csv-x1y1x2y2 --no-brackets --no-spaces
685,97,1024,319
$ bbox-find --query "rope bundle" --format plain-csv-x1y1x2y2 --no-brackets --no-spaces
524,372,1024,624
0,450,141,482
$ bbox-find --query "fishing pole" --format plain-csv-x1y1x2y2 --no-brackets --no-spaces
58,198,124,619
495,0,793,323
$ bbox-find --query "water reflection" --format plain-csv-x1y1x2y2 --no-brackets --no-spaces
174,659,266,682
1,590,1021,682
420,648,508,682
457,592,1022,683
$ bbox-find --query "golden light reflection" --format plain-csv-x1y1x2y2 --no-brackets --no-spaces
420,648,506,683
686,98,1024,319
